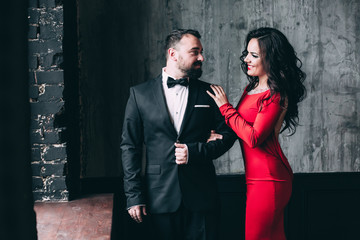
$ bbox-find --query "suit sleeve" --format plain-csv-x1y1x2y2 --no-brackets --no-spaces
120,88,145,208
186,96,237,164
219,93,283,148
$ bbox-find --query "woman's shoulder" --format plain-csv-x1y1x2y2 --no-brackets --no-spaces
263,91,282,107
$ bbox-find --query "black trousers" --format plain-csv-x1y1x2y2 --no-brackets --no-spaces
149,202,220,240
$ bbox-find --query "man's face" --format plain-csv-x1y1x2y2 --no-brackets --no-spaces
174,34,204,79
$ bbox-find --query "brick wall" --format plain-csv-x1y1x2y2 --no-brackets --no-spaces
28,0,68,201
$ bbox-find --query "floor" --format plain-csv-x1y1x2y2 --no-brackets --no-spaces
34,194,113,240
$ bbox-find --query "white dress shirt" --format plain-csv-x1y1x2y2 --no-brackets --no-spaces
162,68,189,135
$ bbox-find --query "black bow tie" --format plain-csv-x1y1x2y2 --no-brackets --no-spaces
167,77,189,88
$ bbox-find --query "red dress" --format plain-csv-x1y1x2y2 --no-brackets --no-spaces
219,88,293,240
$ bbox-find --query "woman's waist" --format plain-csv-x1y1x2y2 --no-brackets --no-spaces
245,167,293,181
245,175,292,182
244,155,293,180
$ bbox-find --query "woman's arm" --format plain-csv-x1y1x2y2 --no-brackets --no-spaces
207,85,284,148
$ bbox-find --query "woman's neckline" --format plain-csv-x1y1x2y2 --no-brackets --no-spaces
247,87,270,95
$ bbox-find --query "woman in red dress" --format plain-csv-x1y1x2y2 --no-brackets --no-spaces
207,27,306,240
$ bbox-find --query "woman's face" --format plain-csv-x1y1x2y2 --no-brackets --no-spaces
244,38,267,81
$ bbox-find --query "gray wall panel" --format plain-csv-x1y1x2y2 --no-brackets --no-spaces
139,0,360,174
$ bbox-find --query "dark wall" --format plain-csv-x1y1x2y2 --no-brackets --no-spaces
111,173,360,240
0,1,37,239
77,0,152,178
217,173,360,240
63,0,81,200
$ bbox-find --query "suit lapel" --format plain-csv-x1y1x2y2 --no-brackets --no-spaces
178,79,199,137
150,75,178,137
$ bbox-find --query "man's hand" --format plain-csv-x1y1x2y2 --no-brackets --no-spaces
175,143,188,165
207,130,223,143
128,205,147,223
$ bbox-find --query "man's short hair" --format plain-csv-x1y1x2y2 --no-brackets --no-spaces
165,29,201,56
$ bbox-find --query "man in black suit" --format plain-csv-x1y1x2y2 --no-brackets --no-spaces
121,29,236,240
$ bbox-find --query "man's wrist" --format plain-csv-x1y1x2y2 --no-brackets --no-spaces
127,204,146,210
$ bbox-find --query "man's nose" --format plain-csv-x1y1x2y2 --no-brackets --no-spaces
198,53,204,62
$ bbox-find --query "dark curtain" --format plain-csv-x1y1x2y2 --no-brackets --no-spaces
0,1,37,239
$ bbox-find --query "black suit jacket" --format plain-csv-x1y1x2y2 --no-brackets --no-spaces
121,74,236,214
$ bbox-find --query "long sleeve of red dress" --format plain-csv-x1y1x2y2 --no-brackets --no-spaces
219,92,282,148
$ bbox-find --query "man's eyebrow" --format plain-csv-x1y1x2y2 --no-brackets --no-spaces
189,47,203,51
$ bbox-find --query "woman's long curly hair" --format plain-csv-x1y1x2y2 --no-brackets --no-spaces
240,27,307,135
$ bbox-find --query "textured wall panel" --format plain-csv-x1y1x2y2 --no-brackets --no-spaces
135,0,360,173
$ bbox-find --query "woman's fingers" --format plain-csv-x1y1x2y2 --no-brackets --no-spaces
206,90,215,99
210,85,220,95
210,84,225,96
218,85,225,95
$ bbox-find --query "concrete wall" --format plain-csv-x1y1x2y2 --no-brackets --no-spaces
133,0,360,174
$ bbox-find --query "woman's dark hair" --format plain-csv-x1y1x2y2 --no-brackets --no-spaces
240,27,307,135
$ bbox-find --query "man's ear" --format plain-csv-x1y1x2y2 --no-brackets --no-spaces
168,48,177,61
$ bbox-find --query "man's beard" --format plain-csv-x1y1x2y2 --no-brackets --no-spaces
185,67,203,79
179,61,203,79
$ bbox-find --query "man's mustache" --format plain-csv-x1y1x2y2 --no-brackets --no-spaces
193,61,202,67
